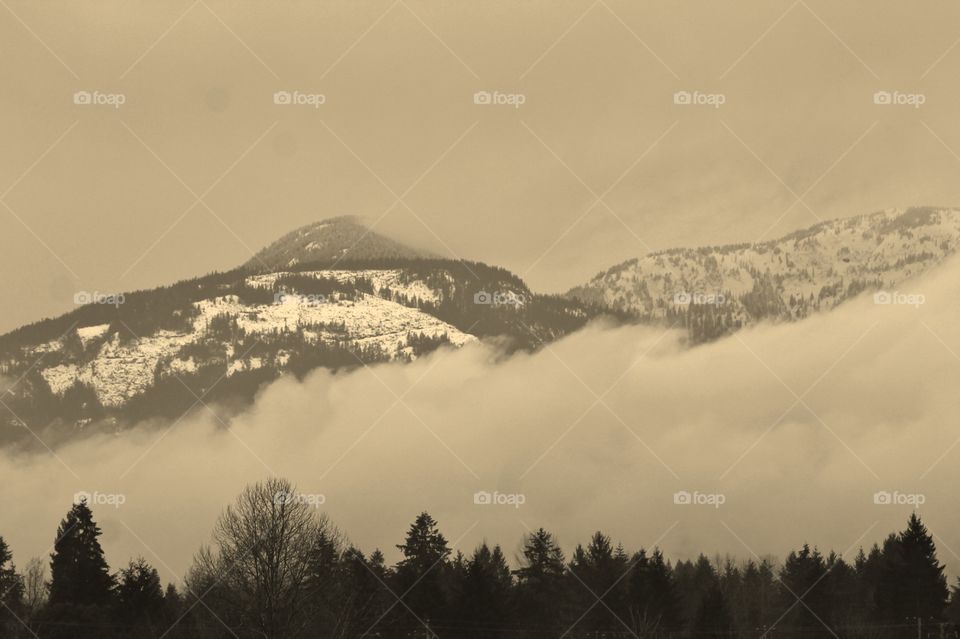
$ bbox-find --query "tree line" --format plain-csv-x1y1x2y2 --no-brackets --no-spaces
2,478,959,639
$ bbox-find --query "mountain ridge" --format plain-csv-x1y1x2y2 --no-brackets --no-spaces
3,207,958,445
566,206,960,341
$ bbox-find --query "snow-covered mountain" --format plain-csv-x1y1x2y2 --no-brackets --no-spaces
567,207,960,341
5,207,958,445
0,219,598,444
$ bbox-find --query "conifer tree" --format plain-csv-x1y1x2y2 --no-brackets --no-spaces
48,499,114,607
875,514,948,625
455,542,514,638
117,557,165,624
515,528,567,636
692,583,733,636
0,536,24,636
394,512,451,626
627,548,680,637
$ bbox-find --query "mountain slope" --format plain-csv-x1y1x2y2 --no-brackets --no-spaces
0,220,602,445
567,206,960,341
244,216,435,271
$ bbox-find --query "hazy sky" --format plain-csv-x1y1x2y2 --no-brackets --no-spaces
3,0,960,332
4,251,959,585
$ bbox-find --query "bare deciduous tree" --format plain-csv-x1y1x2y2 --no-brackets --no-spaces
186,477,340,639
22,556,47,614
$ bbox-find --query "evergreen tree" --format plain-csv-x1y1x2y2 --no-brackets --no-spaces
823,552,859,630
0,535,23,606
48,499,114,607
692,583,733,637
116,557,165,625
568,531,628,633
739,559,778,636
393,512,451,630
162,583,183,627
674,554,719,629
627,548,680,637
777,544,832,638
875,514,948,628
515,528,567,637
454,542,514,639
854,545,883,623
0,536,24,637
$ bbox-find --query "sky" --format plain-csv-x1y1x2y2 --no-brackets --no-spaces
3,0,960,332
3,252,960,584
3,0,960,588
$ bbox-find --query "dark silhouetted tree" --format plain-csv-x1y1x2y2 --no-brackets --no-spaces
875,514,948,630
393,512,451,631
627,548,681,637
48,500,114,607
693,583,733,637
116,557,165,627
515,528,567,637
454,542,514,639
777,544,833,638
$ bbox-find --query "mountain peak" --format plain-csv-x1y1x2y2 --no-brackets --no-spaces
244,216,434,271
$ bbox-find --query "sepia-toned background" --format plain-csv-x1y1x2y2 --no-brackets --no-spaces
3,0,960,333
3,0,960,588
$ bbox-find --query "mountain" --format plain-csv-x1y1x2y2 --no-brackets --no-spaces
5,207,956,447
244,216,435,271
567,206,960,342
0,219,602,446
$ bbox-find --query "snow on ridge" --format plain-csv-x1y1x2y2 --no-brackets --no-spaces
39,289,472,408
247,269,441,304
580,207,960,317
76,324,110,345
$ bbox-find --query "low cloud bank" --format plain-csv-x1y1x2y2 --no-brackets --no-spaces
3,260,960,584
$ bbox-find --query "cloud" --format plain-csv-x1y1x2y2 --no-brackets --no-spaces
3,260,960,584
